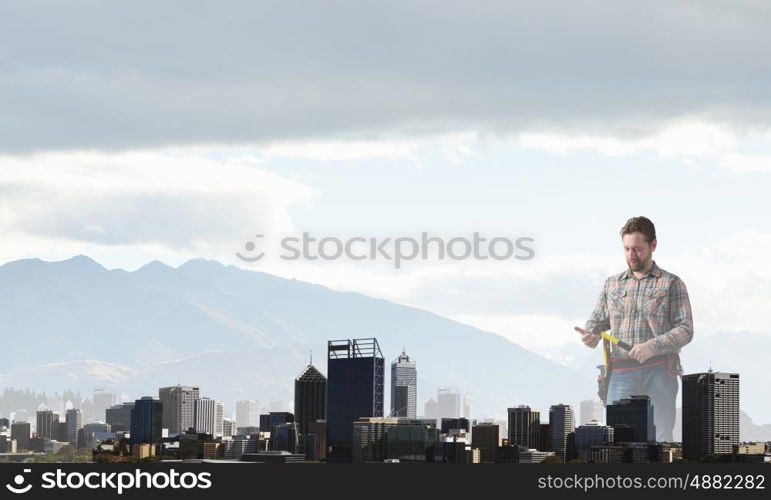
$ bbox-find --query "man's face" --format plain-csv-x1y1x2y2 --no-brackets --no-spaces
622,232,656,272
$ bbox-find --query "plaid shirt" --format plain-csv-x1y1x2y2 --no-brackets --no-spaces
585,261,694,363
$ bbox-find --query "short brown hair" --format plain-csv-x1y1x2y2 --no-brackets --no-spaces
620,216,656,243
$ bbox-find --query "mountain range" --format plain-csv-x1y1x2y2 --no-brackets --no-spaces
1,255,768,441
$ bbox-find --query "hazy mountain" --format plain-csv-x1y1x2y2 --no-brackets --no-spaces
0,256,597,418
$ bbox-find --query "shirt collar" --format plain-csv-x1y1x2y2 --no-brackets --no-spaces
620,261,662,280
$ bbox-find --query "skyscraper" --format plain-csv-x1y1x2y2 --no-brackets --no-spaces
508,405,540,449
93,388,116,423
235,400,261,430
130,397,163,444
463,395,472,420
65,408,83,445
580,400,605,425
36,409,60,440
424,398,438,421
327,338,384,462
11,422,31,451
294,363,327,434
194,398,224,437
105,402,135,433
606,395,656,443
549,404,575,462
682,371,740,461
471,422,499,462
574,421,614,461
437,387,461,418
159,385,199,435
390,350,417,418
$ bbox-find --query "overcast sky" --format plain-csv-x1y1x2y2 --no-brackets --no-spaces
1,1,771,369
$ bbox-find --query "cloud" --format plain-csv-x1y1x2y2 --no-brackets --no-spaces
720,153,771,173
3,1,771,152
517,121,738,159
0,151,317,260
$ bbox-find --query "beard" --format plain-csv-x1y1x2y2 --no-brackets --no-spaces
627,257,648,272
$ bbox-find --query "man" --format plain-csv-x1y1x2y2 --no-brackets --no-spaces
574,216,693,442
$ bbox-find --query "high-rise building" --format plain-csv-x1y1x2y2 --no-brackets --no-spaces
682,372,740,461
79,398,94,424
36,409,60,440
327,338,384,462
82,422,111,447
549,404,575,462
508,406,540,449
105,402,135,433
11,422,31,451
65,408,83,445
390,351,417,418
352,417,398,462
159,385,199,435
575,421,614,461
463,395,472,420
195,398,224,437
93,388,116,423
471,422,499,462
223,418,235,437
424,398,438,421
260,412,295,435
580,400,605,425
130,397,163,444
437,387,461,418
606,395,656,443
294,363,327,434
235,400,261,430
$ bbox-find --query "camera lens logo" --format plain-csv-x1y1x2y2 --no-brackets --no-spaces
6,469,33,494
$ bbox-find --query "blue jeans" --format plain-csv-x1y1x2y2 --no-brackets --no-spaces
606,364,678,442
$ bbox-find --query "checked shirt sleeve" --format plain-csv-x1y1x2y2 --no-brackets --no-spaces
653,276,694,354
585,278,611,335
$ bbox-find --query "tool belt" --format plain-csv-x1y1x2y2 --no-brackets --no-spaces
609,354,668,371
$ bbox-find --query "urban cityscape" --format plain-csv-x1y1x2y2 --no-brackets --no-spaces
0,337,765,464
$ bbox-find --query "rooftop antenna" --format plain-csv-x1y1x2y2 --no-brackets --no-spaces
309,350,312,365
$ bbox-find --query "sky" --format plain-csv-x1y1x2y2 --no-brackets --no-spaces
1,1,771,365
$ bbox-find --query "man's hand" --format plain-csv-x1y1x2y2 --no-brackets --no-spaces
574,326,600,349
629,340,656,364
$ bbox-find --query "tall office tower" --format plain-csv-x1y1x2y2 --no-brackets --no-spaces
194,398,224,437
424,398,438,420
105,402,135,432
463,395,472,420
159,385,199,435
295,363,327,434
11,422,31,451
352,417,399,462
390,351,417,418
65,408,83,445
682,372,740,461
606,395,656,443
471,422,499,462
222,418,235,437
580,400,605,425
549,404,575,462
82,422,110,447
235,400,261,430
130,397,163,444
93,388,116,423
437,387,461,418
36,409,60,440
574,421,614,461
327,338,384,462
507,406,541,449
79,398,94,424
